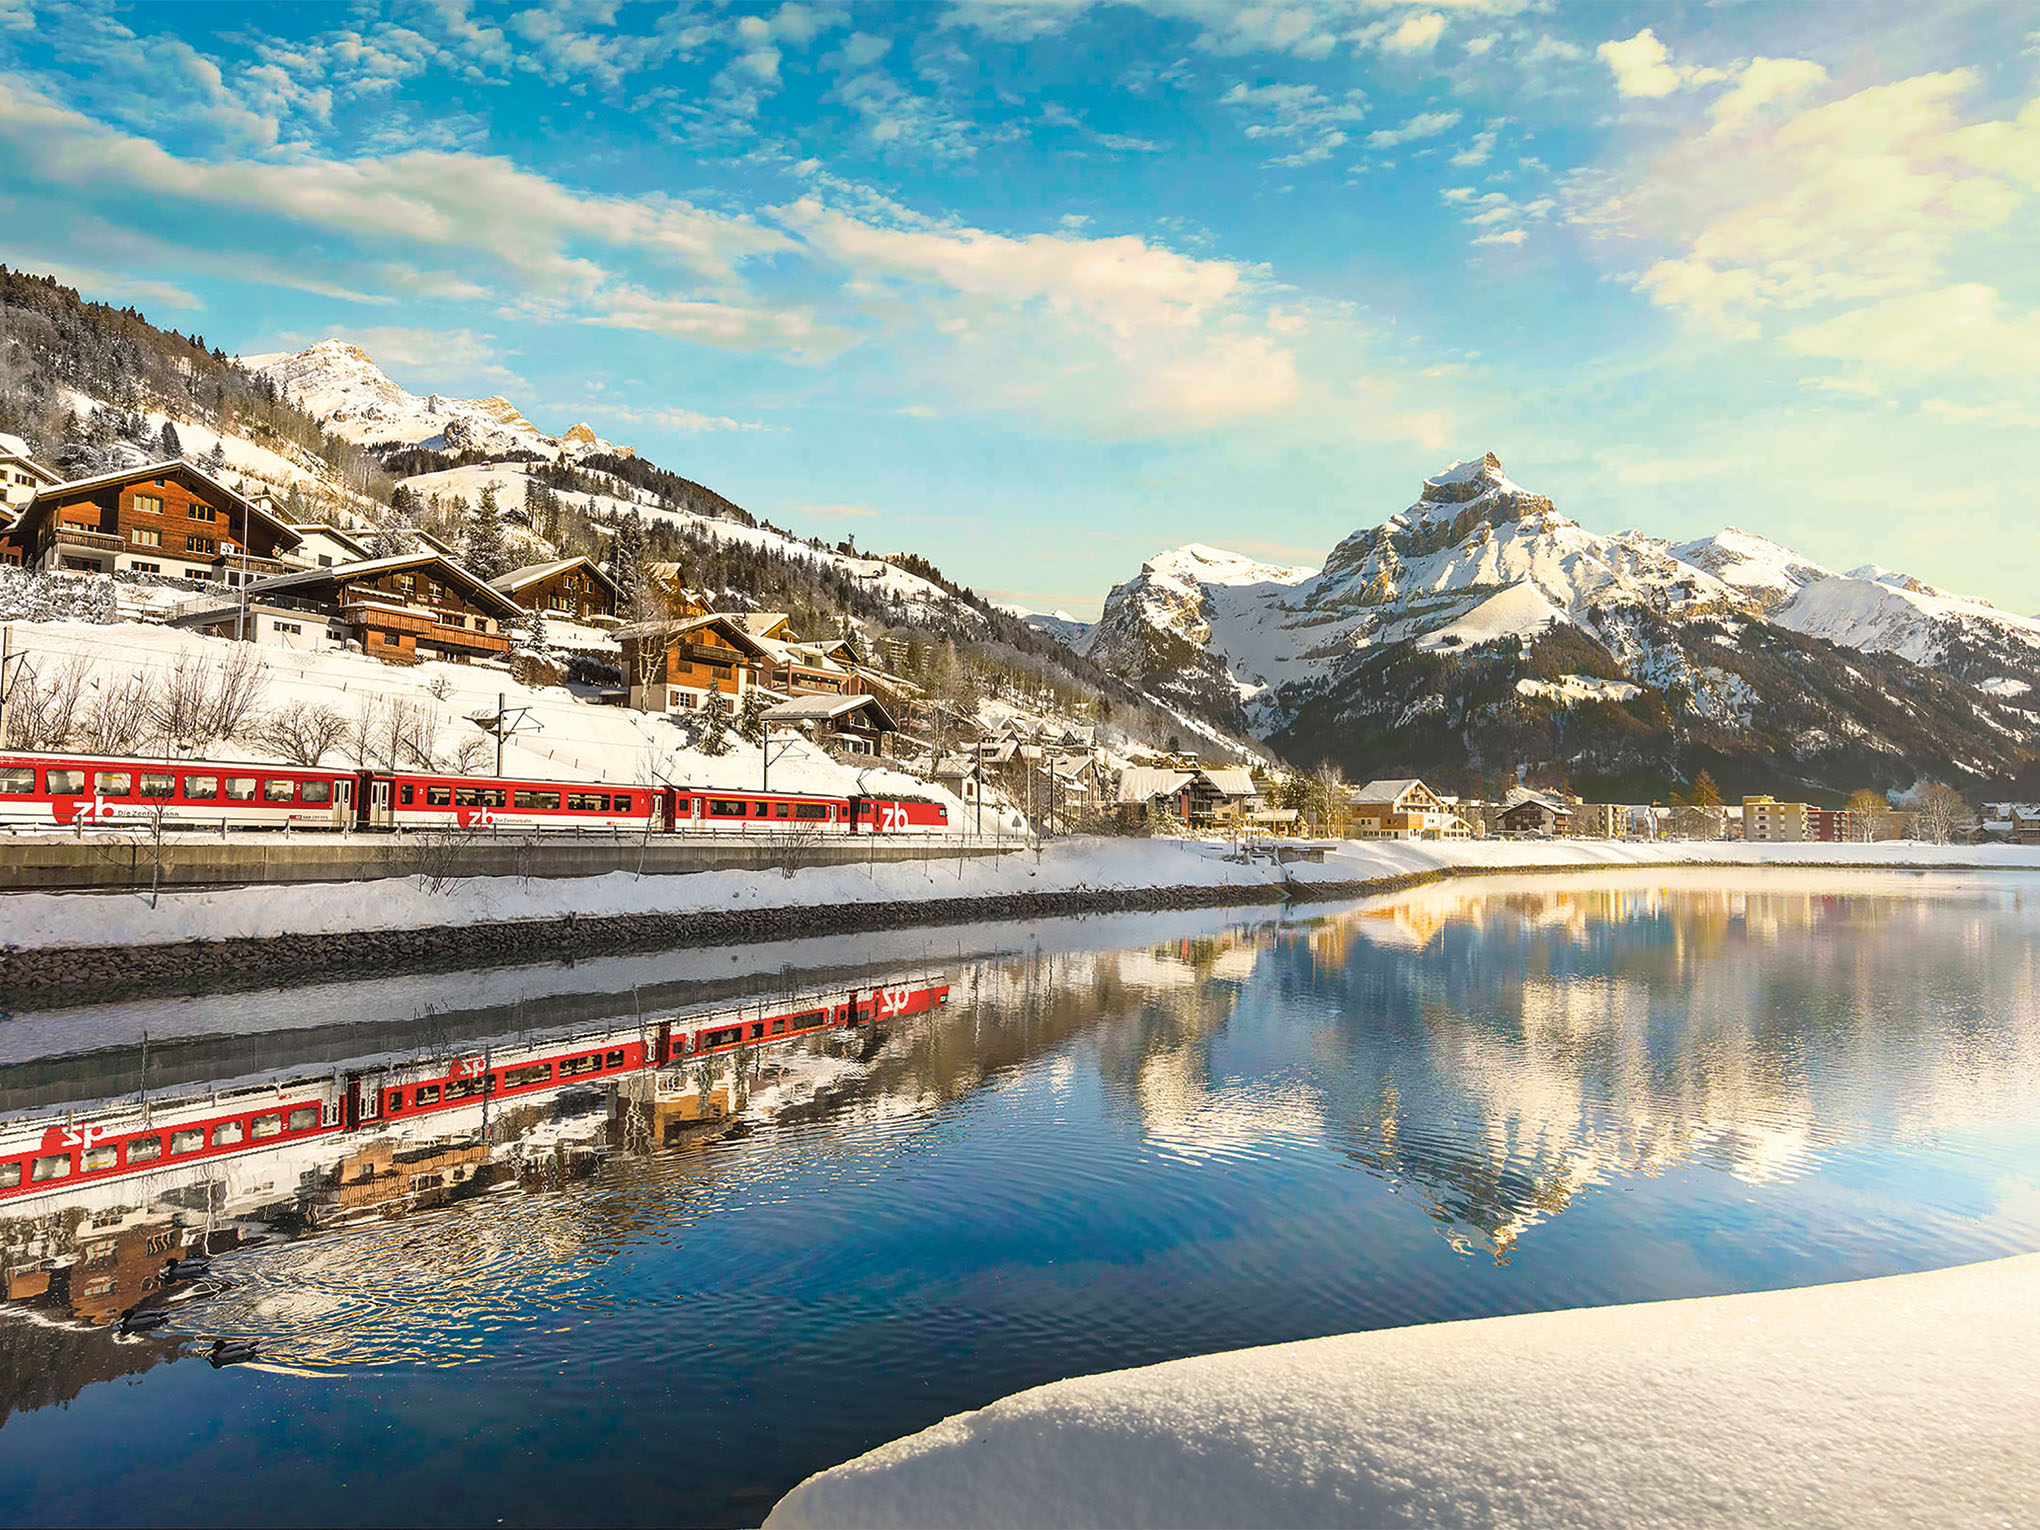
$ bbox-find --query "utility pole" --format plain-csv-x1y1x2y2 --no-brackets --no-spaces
471,693,537,775
0,625,13,745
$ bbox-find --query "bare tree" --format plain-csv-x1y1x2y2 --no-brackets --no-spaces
81,672,152,755
347,695,387,769
2,655,88,749
441,734,492,774
255,701,350,766
1909,782,1975,844
148,650,269,756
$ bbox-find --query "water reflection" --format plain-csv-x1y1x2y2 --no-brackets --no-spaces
2,871,2039,1526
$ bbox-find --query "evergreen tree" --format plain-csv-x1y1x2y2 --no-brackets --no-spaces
372,490,419,559
611,511,646,619
462,484,509,578
1690,770,1723,808
158,420,182,459
738,688,771,745
698,691,734,756
204,439,227,473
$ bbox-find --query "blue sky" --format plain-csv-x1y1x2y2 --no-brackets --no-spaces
2,1,2036,616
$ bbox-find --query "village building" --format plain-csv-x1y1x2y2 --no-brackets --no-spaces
761,692,899,756
175,552,523,663
1807,806,1857,842
1,460,302,581
1742,795,1809,842
1348,778,1474,840
1496,788,1576,837
1115,765,1260,830
287,522,374,570
490,555,623,624
616,614,772,712
0,433,61,515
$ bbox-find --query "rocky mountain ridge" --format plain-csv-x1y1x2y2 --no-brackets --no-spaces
1061,453,2039,796
242,340,633,462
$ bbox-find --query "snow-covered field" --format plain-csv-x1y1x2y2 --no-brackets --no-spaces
6,833,2038,954
766,1251,2040,1529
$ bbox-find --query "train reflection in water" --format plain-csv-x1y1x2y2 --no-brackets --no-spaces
0,974,948,1336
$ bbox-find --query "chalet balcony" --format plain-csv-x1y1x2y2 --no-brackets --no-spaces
50,527,127,555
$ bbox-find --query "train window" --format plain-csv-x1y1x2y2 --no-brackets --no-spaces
184,775,218,799
513,790,562,810
445,1078,484,1101
169,1129,205,1155
82,1144,118,1171
0,767,32,794
558,1055,598,1078
415,1085,441,1106
454,787,505,808
566,793,609,811
614,794,631,812
795,803,829,820
771,1018,787,1035
426,787,450,806
286,1106,319,1131
605,1049,626,1068
46,769,84,794
126,1136,162,1164
774,802,790,818
0,1161,19,1188
709,799,746,817
300,780,331,804
704,1027,742,1049
387,1090,404,1113
263,780,295,802
213,1120,244,1146
755,802,768,818
794,1011,826,1029
250,1114,283,1139
502,1063,552,1088
224,777,257,800
95,771,132,796
750,1023,765,1040
31,1155,70,1182
936,807,948,820
140,772,174,798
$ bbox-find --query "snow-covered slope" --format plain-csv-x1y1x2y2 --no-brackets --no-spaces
244,340,631,461
1672,529,1833,612
997,603,1095,650
1775,573,2040,674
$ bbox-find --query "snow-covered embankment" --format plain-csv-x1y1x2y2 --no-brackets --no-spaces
767,1252,2040,1530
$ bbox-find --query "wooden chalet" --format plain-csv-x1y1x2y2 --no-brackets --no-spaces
2,460,301,582
1116,765,1258,829
616,614,772,712
194,552,525,664
289,522,374,569
0,432,61,516
1496,788,1575,837
490,556,623,624
761,693,899,756
1348,778,1473,840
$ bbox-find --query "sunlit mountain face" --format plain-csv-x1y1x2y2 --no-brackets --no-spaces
5,872,2040,1524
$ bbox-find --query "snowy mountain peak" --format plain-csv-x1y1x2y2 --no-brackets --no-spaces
1673,528,1835,610
1419,451,1508,504
1149,543,1316,587
242,340,631,463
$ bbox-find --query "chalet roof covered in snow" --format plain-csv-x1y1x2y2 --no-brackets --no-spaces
248,550,524,619
763,692,899,731
1353,777,1425,804
490,554,623,602
1116,766,1196,806
1199,767,1259,799
611,612,774,656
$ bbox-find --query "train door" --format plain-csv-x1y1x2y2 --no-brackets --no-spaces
367,776,393,828
331,777,354,831
652,787,670,832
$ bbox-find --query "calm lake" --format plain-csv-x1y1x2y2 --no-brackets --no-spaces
4,869,2040,1527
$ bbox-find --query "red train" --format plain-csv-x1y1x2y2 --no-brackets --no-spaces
0,752,955,835
0,977,950,1205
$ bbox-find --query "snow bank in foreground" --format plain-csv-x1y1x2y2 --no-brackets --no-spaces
767,1252,2040,1530
7,837,2040,954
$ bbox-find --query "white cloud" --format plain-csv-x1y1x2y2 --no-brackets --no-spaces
1220,81,1366,165
1442,185,1553,247
1366,109,1462,149
1596,28,1723,100
1450,125,1497,167
1577,70,2038,334
1380,11,1446,54
1782,283,2040,387
1708,56,1828,133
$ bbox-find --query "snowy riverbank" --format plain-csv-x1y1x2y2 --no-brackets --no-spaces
6,835,2040,952
766,1252,2040,1529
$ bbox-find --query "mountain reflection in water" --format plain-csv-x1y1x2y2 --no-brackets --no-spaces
3,870,2039,1529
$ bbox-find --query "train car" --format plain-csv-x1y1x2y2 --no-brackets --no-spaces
0,752,356,831
358,771,664,833
0,1078,344,1205
672,787,854,834
846,795,952,835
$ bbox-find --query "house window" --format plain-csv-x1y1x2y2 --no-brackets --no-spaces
427,581,443,601
61,519,94,533
134,493,164,515
398,574,415,593
189,536,216,555
188,504,217,522
131,527,161,546
131,561,160,574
